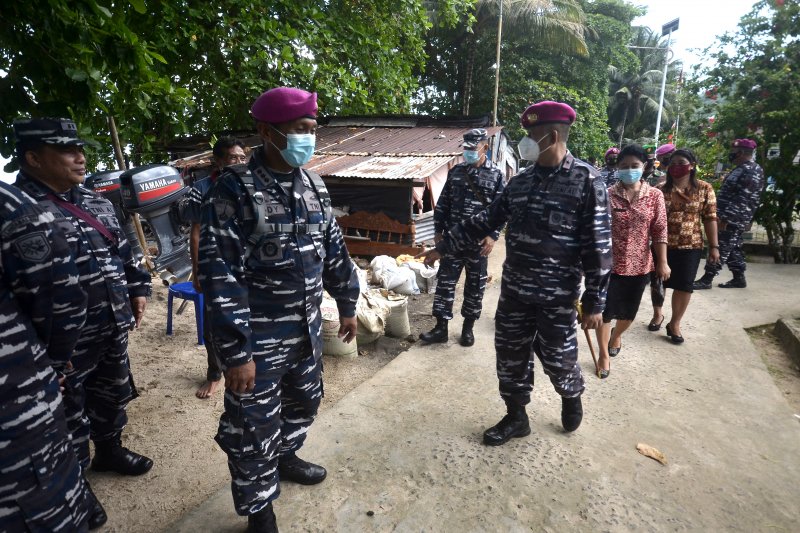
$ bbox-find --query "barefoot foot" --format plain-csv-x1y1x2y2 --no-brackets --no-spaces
196,380,221,399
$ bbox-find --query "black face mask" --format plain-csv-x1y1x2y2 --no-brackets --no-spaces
728,152,738,163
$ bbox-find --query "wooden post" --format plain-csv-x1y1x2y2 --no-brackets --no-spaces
108,115,155,272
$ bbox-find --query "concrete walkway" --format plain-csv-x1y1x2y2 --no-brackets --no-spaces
171,242,800,532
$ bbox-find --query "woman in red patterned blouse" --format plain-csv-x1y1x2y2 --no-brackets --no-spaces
595,145,670,378
654,149,720,344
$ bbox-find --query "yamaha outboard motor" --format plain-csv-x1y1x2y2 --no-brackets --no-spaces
84,170,144,262
120,164,192,282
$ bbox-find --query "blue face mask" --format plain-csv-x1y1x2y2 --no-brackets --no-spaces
463,150,480,164
271,126,316,167
618,168,643,185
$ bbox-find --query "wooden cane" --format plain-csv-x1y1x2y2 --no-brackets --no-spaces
583,329,601,379
576,300,601,378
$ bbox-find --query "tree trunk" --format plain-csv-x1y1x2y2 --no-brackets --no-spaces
462,35,478,116
108,115,154,272
108,115,126,170
617,106,628,147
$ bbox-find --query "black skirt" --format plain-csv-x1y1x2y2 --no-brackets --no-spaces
603,273,650,322
663,248,703,293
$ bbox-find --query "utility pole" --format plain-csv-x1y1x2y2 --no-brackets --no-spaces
492,0,503,127
654,18,679,149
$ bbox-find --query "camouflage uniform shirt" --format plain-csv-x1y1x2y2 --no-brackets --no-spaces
436,153,612,314
716,160,765,228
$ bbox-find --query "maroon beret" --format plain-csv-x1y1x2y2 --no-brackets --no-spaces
604,147,620,158
251,87,318,123
655,143,676,157
732,138,757,150
520,101,576,129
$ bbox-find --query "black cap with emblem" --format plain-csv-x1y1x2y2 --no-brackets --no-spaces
462,128,488,150
13,117,86,157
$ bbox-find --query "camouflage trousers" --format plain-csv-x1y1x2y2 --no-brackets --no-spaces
62,320,136,468
216,342,322,516
705,225,746,275
494,291,584,406
432,250,488,320
0,379,89,533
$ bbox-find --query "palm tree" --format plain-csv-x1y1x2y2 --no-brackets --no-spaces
461,0,590,115
607,26,681,144
607,66,665,145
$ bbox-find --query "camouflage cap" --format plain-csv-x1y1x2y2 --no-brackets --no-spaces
13,117,86,148
462,128,488,149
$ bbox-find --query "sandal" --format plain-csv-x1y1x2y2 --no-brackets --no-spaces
598,368,610,379
608,328,621,357
648,316,665,331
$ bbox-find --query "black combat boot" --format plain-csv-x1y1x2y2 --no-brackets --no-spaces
719,271,746,288
482,403,531,446
247,503,279,533
278,453,327,485
561,395,583,432
91,438,153,476
459,318,475,347
84,481,108,530
419,317,448,343
693,272,714,290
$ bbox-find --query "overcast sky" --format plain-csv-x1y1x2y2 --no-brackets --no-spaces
632,0,756,70
1,0,758,183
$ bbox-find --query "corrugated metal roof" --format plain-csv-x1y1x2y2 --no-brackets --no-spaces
307,154,452,180
316,126,503,156
170,124,504,177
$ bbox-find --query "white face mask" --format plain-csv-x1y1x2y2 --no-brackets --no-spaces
518,132,551,162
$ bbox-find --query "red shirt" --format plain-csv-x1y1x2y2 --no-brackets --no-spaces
609,182,668,276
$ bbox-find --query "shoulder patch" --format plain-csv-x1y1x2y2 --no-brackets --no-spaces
214,199,238,222
14,231,52,262
595,182,608,203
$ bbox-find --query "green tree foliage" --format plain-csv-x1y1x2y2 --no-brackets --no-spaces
1,0,445,169
419,0,590,116
418,0,641,159
692,0,799,262
0,0,192,168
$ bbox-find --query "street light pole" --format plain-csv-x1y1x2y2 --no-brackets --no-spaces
492,0,503,127
654,18,679,149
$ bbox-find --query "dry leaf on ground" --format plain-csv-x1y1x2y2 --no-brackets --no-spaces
636,443,668,465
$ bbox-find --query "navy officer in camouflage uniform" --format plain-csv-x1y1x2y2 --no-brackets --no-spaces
0,181,90,532
199,87,359,533
419,101,611,444
694,138,765,290
13,117,153,528
183,136,248,399
420,128,505,347
600,147,619,187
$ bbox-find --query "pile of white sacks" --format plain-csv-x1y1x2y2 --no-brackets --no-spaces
321,255,438,358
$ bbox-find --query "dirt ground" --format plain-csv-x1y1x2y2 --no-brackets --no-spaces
746,324,800,414
86,280,437,532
